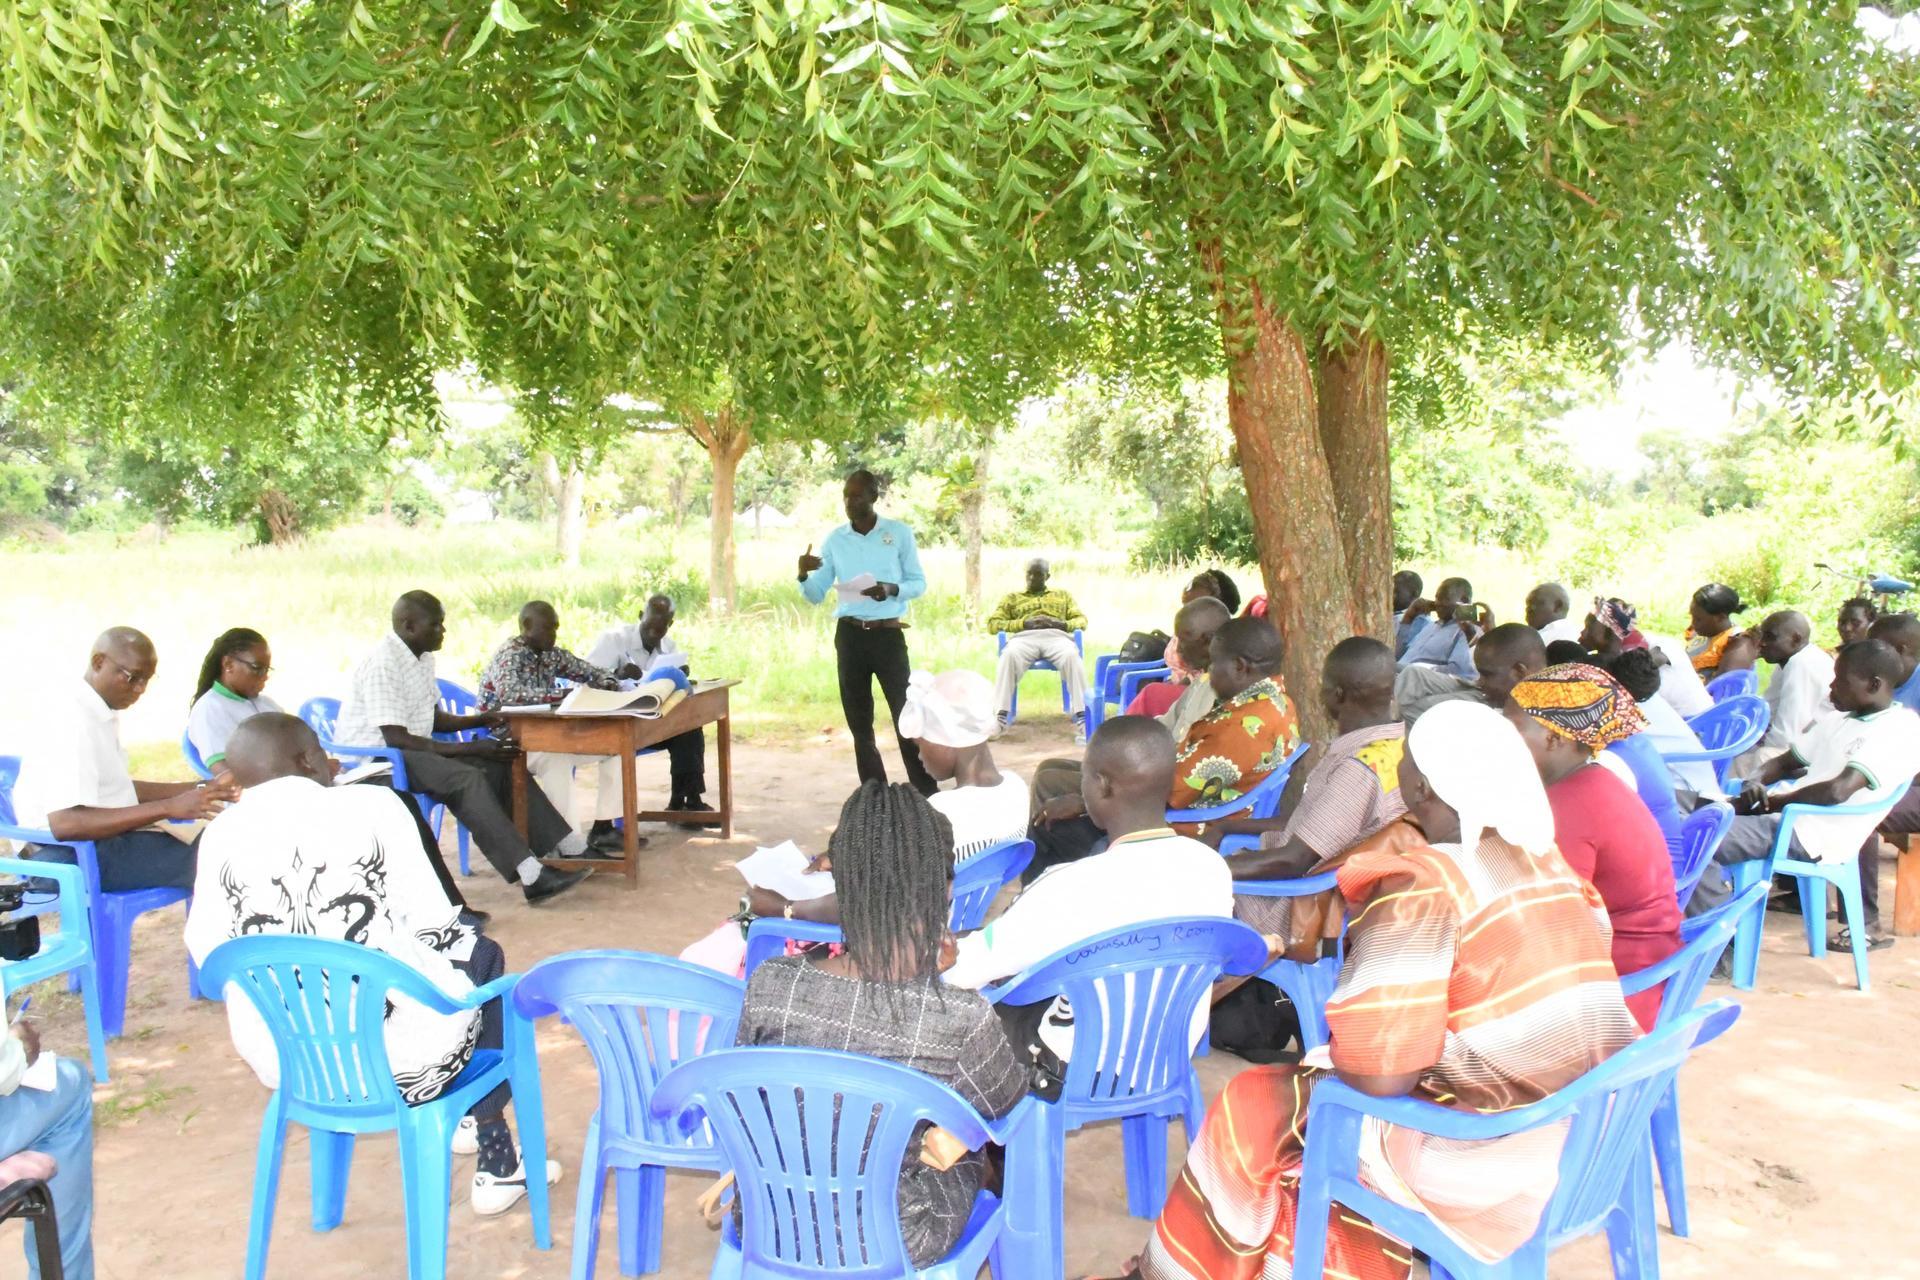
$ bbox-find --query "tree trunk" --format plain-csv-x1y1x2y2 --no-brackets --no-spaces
541,452,587,567
258,488,300,544
1318,331,1393,637
687,407,753,614
961,439,991,612
1204,250,1356,751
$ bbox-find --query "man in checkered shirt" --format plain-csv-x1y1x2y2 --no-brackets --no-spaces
334,590,592,906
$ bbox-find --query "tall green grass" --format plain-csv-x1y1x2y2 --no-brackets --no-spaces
0,521,1186,775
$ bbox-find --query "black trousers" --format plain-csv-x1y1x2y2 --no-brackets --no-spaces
1859,782,1920,930
400,750,574,885
29,828,196,891
665,727,707,801
835,620,935,795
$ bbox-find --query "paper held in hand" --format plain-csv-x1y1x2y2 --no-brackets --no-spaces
833,572,878,603
557,679,687,719
735,840,835,901
333,758,394,786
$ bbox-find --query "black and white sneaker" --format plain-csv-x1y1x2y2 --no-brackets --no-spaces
471,1154,563,1216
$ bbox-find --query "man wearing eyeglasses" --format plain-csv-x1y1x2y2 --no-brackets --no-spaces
12,627,236,892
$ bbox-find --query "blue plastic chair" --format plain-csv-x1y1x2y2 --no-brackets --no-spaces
1233,868,1344,1048
182,730,215,781
1086,655,1171,734
997,629,1083,724
514,951,743,1278
1619,883,1765,1240
985,916,1268,1220
0,854,110,1082
1668,694,1770,792
1704,669,1757,702
1116,663,1172,711
1167,739,1311,831
1292,999,1742,1280
1670,802,1734,910
742,839,1036,978
200,935,550,1280
650,1046,1054,1280
1726,779,1911,992
0,754,199,1041
431,679,481,875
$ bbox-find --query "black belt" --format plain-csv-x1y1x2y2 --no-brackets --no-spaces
839,616,908,631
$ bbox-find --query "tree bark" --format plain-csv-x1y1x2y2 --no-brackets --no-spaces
1204,249,1355,751
1318,331,1393,637
258,488,300,544
540,452,587,567
961,439,991,612
687,407,753,614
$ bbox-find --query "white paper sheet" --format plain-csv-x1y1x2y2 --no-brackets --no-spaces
734,840,835,901
333,759,394,786
833,572,879,602
17,1051,57,1092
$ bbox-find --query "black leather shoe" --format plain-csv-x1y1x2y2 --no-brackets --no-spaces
522,865,592,904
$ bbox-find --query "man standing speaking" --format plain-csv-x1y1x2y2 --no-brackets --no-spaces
797,470,937,794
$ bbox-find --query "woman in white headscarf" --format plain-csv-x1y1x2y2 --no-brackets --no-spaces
742,671,1030,921
1093,700,1639,1280
898,669,1030,860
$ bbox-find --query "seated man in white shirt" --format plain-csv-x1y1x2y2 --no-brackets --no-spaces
1606,648,1718,798
184,714,560,1216
14,627,234,891
944,715,1232,1060
1525,581,1585,646
334,591,590,906
1689,640,1920,923
583,593,712,827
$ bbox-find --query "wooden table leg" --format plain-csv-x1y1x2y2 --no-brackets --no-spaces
718,712,733,840
621,738,640,890
1893,834,1920,937
512,754,530,841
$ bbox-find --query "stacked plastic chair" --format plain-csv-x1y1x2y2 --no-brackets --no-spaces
0,754,198,1043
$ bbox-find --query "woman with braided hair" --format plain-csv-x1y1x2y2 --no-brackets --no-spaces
738,780,1027,1268
186,627,283,770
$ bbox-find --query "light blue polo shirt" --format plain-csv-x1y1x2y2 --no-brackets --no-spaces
1894,667,1920,715
799,517,927,621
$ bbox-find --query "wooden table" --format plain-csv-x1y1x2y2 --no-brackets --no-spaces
504,680,737,890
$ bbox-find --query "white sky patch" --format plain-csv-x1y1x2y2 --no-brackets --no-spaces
1549,344,1759,477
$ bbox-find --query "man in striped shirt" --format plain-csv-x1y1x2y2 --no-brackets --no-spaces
986,558,1089,738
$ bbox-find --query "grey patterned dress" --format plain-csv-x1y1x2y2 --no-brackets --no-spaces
739,956,1028,1267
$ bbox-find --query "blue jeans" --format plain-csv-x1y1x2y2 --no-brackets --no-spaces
0,1056,94,1280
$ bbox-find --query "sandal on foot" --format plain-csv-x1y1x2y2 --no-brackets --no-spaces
1829,926,1893,952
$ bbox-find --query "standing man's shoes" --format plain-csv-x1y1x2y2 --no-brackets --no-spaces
667,797,718,828
523,865,592,904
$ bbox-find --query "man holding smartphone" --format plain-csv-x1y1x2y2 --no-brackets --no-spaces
1397,576,1487,680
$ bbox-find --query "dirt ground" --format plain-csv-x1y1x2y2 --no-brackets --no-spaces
17,720,1920,1279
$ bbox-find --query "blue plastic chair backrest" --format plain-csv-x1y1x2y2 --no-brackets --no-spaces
651,1046,992,1278
1655,884,1765,1023
200,935,460,1121
1671,801,1734,907
1685,693,1770,755
989,917,1267,1113
950,839,1034,932
514,950,742,1156
1705,669,1757,701
1543,1000,1742,1244
1603,733,1685,847
437,679,478,716
0,754,19,826
298,696,343,743
181,730,215,781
